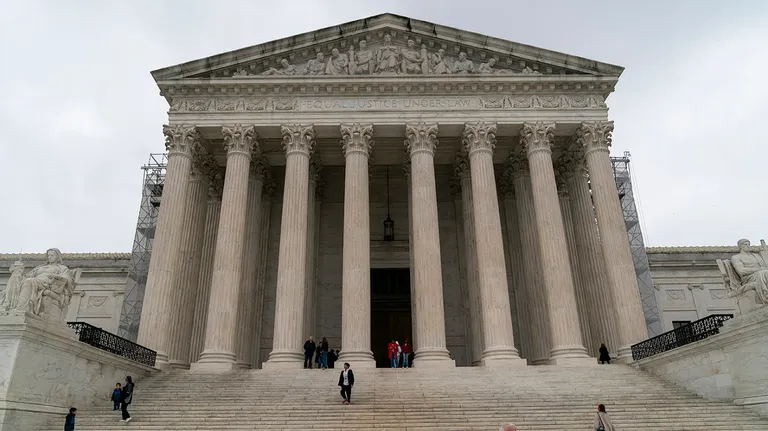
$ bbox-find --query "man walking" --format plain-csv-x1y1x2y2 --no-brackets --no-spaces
303,336,316,369
338,362,355,405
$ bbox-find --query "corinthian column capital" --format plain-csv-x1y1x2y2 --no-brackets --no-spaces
504,152,530,180
558,149,589,180
453,151,470,178
163,124,201,158
462,122,497,156
250,156,269,182
340,123,374,157
191,151,216,182
221,125,257,157
207,172,224,202
281,124,315,156
404,122,439,156
519,122,556,156
576,121,614,155
402,149,412,180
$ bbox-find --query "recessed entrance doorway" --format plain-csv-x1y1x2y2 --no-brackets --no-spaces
370,268,412,368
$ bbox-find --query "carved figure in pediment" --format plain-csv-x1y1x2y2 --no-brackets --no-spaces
429,49,451,75
262,58,298,76
376,34,400,74
348,40,374,75
305,53,326,75
717,239,768,315
400,39,425,74
233,67,250,77
325,48,349,75
521,66,542,75
452,52,474,74
478,58,513,75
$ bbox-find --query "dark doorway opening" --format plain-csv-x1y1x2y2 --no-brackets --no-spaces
371,268,412,368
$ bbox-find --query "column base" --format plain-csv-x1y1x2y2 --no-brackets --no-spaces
337,350,376,369
480,348,528,368
531,358,551,365
615,345,634,364
413,348,455,368
549,345,595,366
262,350,304,370
168,360,190,370
236,361,252,370
190,349,238,372
153,351,172,371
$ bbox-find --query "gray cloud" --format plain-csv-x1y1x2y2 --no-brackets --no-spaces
1,0,766,252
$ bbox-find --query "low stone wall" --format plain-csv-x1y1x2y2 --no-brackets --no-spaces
0,313,156,431
634,307,768,418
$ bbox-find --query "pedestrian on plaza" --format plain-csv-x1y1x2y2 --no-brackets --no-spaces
594,404,615,431
303,336,316,369
401,339,412,368
110,382,122,410
119,376,134,423
499,424,517,431
338,362,355,405
598,343,611,365
64,407,77,431
320,337,330,369
328,349,338,369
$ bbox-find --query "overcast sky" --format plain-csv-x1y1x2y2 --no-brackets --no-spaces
1,0,766,253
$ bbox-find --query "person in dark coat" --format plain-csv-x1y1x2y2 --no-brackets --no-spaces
64,407,77,431
120,376,134,423
111,383,122,410
303,336,316,369
598,343,611,364
338,362,355,404
320,337,330,369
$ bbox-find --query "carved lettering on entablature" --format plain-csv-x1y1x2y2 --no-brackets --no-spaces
168,94,607,113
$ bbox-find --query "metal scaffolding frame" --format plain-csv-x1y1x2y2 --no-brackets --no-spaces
117,153,167,342
611,152,662,337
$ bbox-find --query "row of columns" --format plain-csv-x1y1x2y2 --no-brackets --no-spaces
137,119,647,371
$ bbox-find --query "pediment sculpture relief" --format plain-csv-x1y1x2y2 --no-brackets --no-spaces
716,239,768,315
0,248,81,324
245,34,544,78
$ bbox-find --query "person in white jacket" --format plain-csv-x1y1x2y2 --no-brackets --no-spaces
595,404,616,431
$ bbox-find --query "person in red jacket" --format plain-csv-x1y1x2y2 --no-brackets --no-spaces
401,339,412,368
387,340,398,368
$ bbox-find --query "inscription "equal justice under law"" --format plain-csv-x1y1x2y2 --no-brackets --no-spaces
300,98,479,110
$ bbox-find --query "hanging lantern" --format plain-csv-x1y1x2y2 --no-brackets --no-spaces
383,165,395,241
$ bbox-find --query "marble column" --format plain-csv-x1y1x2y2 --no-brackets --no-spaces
235,157,267,369
337,123,376,367
137,125,199,368
499,172,531,361
403,154,418,352
555,169,595,356
562,150,620,357
251,178,275,368
519,122,591,365
453,152,484,366
404,122,453,367
188,173,222,364
576,121,647,362
193,125,257,371
462,123,524,366
303,156,321,340
507,155,550,364
264,124,315,369
167,152,214,369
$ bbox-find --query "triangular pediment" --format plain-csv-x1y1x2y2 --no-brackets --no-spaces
151,13,623,82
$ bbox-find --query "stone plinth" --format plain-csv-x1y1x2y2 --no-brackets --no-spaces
0,313,155,430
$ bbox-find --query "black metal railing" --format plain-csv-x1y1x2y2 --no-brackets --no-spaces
67,322,157,367
631,314,733,361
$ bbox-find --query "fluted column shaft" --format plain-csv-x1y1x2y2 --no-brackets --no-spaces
557,184,595,356
578,121,647,361
564,162,620,356
463,123,522,366
194,125,256,371
168,156,212,369
520,123,590,365
188,180,222,364
405,123,453,366
455,155,484,366
510,165,551,364
303,159,321,340
338,123,375,366
404,158,418,352
265,124,315,369
235,160,266,369
501,190,530,360
251,187,274,368
137,125,198,367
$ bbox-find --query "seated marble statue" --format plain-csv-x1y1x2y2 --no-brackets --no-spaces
261,59,298,76
718,239,768,314
7,248,80,323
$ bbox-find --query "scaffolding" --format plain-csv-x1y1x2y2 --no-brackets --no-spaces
117,153,167,342
611,152,663,337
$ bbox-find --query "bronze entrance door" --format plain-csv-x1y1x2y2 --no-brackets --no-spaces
370,268,412,368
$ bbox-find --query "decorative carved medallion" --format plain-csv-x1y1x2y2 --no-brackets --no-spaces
666,290,686,301
404,122,439,156
710,289,728,300
340,123,374,156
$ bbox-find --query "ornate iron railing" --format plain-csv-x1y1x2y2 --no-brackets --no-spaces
631,314,733,361
67,321,157,367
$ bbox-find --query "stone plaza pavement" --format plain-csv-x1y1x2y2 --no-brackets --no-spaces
41,365,768,430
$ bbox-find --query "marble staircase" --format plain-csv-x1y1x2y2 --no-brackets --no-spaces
43,365,768,430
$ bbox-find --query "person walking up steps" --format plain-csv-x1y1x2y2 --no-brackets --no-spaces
594,404,615,431
338,362,355,405
119,376,134,423
599,343,611,364
64,407,77,431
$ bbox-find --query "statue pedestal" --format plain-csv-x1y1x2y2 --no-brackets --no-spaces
0,313,156,430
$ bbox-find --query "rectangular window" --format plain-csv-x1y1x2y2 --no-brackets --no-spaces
672,321,691,329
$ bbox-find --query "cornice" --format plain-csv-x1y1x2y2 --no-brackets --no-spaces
645,246,761,254
0,253,132,261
